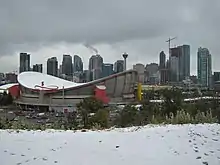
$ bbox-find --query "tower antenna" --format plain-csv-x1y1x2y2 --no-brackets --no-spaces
122,52,128,71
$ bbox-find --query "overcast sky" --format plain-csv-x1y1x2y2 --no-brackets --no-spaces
0,0,219,75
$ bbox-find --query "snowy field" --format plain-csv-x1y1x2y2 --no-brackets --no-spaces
0,124,220,165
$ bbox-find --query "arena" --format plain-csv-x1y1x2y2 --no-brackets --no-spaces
4,70,139,110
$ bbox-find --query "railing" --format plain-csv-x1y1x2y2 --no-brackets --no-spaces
33,85,59,92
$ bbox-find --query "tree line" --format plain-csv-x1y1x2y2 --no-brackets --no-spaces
74,88,220,129
0,88,219,130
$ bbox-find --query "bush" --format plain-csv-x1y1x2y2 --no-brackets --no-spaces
163,110,218,124
76,97,104,128
161,88,183,116
115,105,140,127
165,110,192,124
194,110,218,124
90,109,109,129
77,97,104,113
139,101,161,124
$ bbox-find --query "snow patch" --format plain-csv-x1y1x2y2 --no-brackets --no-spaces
0,124,220,165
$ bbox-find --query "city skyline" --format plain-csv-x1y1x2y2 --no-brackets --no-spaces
0,0,220,74
13,44,213,76
1,45,218,87
0,43,218,75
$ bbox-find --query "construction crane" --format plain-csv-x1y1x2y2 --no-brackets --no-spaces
166,37,177,56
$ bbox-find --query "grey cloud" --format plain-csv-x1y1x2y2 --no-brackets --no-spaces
0,0,203,52
0,0,220,73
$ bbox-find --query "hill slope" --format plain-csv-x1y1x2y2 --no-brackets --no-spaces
0,124,220,165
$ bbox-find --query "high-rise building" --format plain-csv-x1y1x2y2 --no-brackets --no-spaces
82,70,91,82
89,55,103,80
58,64,62,77
89,55,103,70
114,60,124,73
169,45,190,82
146,63,159,77
47,57,58,77
159,69,169,84
19,53,30,73
5,73,17,83
159,51,166,69
213,72,220,82
197,47,212,88
102,63,114,77
146,63,159,84
170,48,180,82
213,72,220,91
73,55,83,72
33,64,43,73
133,63,146,83
159,51,169,84
62,55,73,76
179,45,190,81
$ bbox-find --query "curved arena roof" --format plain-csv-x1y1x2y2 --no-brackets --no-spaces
18,72,86,90
18,70,138,91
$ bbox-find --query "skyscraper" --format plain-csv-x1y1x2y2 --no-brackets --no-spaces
58,64,62,77
102,63,113,77
170,47,180,82
159,51,166,69
114,60,124,73
159,51,168,84
73,55,83,72
213,72,220,82
47,57,58,77
81,70,91,82
179,45,190,81
62,54,73,76
89,55,103,80
197,47,212,88
169,45,190,82
19,53,30,73
133,63,145,83
33,64,43,73
146,63,159,84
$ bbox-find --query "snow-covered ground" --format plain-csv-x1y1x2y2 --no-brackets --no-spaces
0,124,220,165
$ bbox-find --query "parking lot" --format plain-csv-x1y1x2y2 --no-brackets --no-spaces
0,105,81,127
